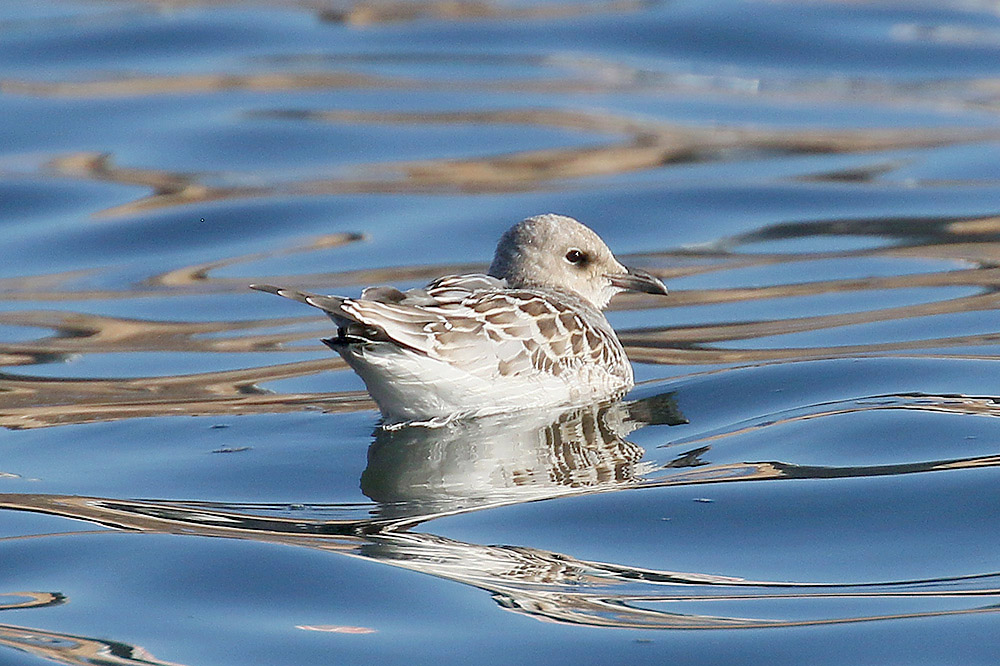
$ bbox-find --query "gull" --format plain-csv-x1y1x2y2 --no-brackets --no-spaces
251,213,668,424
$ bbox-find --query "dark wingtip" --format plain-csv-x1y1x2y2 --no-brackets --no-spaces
249,283,318,306
249,283,281,295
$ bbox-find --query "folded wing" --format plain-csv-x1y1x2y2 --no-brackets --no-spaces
250,276,626,382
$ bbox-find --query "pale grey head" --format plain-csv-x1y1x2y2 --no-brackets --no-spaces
488,214,667,309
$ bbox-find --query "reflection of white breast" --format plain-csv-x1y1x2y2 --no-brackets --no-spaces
360,400,654,508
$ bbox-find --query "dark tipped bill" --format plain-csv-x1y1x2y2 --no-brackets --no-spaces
606,266,668,295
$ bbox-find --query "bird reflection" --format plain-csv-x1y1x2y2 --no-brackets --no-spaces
362,392,688,519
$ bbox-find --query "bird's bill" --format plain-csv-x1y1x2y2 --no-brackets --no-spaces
606,266,668,295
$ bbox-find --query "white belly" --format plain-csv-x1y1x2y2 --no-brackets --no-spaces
339,342,629,424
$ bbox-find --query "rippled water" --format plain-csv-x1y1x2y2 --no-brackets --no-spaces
3,1,1000,664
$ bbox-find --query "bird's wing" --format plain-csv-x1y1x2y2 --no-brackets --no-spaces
344,287,625,380
425,273,506,296
250,280,626,381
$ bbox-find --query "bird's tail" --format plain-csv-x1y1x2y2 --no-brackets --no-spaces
249,283,350,320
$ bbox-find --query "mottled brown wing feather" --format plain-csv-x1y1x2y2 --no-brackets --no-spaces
344,286,625,381
252,278,628,383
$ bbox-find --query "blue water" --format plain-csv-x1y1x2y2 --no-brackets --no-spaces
2,1,1000,664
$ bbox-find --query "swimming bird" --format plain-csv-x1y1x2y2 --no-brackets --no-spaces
251,214,668,424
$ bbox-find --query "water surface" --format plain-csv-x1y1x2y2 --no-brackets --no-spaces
2,1,1000,664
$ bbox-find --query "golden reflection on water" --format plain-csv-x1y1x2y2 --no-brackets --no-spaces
0,625,186,666
28,114,1000,218
0,593,187,666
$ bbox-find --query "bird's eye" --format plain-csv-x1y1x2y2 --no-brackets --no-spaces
564,248,587,265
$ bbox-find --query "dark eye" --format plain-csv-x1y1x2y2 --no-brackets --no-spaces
564,248,587,265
